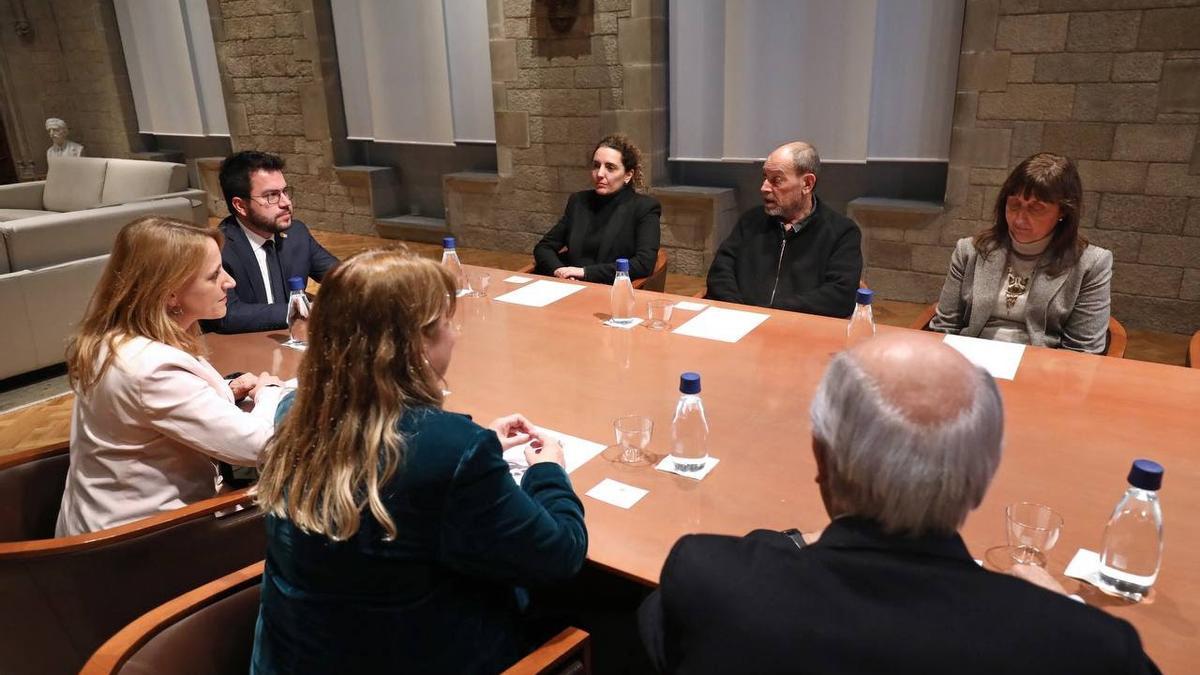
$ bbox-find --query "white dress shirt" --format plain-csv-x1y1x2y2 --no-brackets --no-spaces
55,336,284,536
238,220,277,304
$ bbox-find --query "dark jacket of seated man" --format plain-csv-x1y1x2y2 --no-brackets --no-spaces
201,215,338,334
704,198,862,318
638,517,1160,675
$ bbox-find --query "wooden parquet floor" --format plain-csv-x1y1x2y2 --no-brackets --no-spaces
0,228,1192,458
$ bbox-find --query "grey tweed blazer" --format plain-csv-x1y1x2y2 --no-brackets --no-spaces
929,237,1113,354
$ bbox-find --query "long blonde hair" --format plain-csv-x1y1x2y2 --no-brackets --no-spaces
66,216,221,393
256,247,456,541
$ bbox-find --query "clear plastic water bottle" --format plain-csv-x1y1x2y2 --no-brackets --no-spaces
670,372,709,474
610,258,636,326
440,236,471,297
846,288,876,348
1098,459,1164,601
284,276,310,347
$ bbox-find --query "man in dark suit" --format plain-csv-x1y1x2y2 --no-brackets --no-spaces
638,333,1160,675
705,141,862,318
201,151,338,334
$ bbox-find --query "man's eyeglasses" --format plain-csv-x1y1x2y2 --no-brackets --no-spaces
249,186,293,205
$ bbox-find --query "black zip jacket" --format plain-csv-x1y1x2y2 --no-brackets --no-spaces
704,200,863,318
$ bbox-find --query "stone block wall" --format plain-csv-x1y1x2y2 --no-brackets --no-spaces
652,186,737,276
0,0,145,178
210,0,374,234
941,0,1200,333
446,0,668,254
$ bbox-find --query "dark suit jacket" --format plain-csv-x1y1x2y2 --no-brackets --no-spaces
533,188,661,284
201,215,338,334
639,518,1159,675
252,401,588,675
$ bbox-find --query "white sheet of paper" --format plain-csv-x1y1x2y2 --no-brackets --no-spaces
585,479,649,509
672,301,707,311
1065,548,1102,583
603,317,644,329
503,275,533,284
942,334,1025,380
654,455,720,480
494,279,585,307
672,306,768,343
502,428,606,484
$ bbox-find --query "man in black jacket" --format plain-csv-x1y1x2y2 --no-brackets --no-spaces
638,333,1160,675
705,141,862,318
201,151,338,334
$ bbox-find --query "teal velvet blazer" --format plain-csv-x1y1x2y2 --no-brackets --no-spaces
251,400,588,674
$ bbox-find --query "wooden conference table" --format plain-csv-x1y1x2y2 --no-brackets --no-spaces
206,266,1200,672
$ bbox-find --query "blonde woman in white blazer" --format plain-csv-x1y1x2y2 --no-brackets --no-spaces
56,216,284,536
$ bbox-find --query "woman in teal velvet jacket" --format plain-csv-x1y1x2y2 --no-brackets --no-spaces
250,248,587,674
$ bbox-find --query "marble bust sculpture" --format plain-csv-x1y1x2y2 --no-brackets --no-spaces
46,118,84,159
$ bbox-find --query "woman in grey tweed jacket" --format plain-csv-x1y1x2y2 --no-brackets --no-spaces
930,153,1112,354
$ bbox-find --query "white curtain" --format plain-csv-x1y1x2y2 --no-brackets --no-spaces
114,0,230,137
332,0,496,145
670,0,963,163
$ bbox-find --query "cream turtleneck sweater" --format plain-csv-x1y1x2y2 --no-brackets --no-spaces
979,233,1053,345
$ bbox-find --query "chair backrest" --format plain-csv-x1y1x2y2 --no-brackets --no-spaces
635,249,669,293
85,561,591,675
0,489,266,675
0,441,69,542
82,561,265,675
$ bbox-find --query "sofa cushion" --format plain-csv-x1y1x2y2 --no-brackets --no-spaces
101,159,187,205
0,209,54,222
42,157,107,213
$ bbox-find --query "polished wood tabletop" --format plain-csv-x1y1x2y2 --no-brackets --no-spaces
205,266,1200,672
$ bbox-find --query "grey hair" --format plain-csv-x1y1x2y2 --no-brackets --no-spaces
45,117,66,130
790,142,821,180
809,351,1004,537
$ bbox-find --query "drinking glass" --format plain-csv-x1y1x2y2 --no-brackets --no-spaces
1006,502,1063,566
467,271,491,298
647,299,674,330
613,415,653,464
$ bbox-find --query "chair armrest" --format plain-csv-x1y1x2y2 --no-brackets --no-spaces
1189,331,1200,368
0,181,46,210
910,304,937,331
1104,316,1127,359
503,627,591,675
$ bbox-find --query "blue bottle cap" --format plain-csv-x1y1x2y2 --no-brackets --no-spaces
442,236,456,248
856,288,874,305
1127,459,1163,491
679,371,701,395
615,258,629,272
287,276,306,292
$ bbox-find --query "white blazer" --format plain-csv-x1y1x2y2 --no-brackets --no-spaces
55,336,283,536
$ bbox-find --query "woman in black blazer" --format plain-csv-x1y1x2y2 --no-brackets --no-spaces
533,134,662,284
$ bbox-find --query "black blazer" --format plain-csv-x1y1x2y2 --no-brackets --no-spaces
202,215,338,334
639,518,1159,675
533,188,661,284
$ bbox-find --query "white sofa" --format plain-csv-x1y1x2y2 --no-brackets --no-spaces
0,157,209,380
